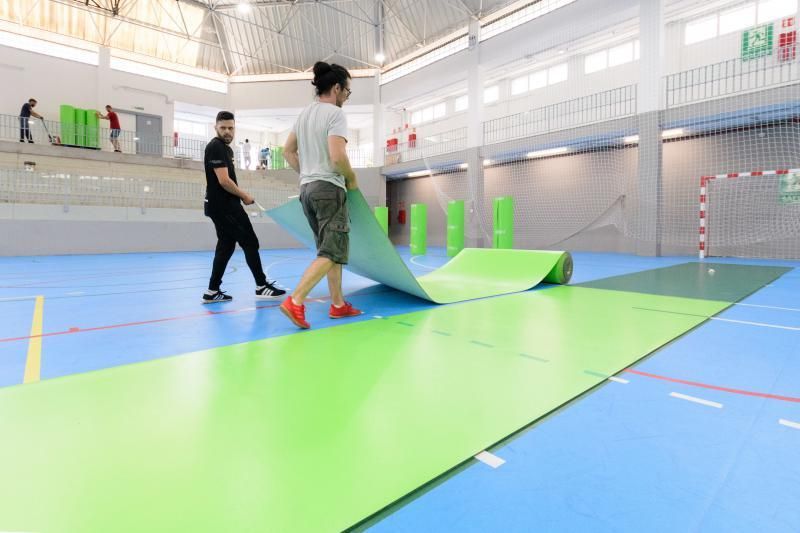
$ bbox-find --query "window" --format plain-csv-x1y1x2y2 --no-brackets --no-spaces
422,107,434,122
481,0,577,42
433,102,447,119
719,4,756,35
0,30,98,65
483,85,500,104
110,57,227,93
685,16,718,44
529,70,548,89
548,63,568,83
758,0,798,23
411,110,423,125
634,39,640,60
380,36,469,85
608,41,634,67
454,95,469,112
585,50,608,73
511,75,529,95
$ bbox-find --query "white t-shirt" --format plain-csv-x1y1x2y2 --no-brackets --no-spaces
292,102,348,190
243,142,251,157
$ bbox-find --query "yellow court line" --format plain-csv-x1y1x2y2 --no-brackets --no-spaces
23,296,45,384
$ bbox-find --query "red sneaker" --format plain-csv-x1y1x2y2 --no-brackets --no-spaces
329,302,363,319
280,297,310,329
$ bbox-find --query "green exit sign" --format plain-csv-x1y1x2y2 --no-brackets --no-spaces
742,24,774,60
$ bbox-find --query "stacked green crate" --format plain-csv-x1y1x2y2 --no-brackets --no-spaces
59,105,76,146
271,147,285,169
74,108,87,147
86,110,100,149
493,196,514,249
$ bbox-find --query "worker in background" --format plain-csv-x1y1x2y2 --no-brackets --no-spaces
19,98,43,143
243,138,252,169
96,105,122,153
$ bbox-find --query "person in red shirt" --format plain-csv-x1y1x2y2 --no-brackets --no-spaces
96,105,122,152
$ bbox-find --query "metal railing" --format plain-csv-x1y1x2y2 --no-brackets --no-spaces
665,54,800,108
1,114,374,168
483,85,638,145
0,169,297,212
384,127,468,164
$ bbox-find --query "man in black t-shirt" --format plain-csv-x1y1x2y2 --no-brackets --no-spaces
202,110,285,303
19,98,43,143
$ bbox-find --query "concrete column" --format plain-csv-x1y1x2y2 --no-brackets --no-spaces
372,74,385,169
466,19,484,148
97,47,112,109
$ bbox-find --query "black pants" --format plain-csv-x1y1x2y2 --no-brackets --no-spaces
19,117,32,142
208,206,267,291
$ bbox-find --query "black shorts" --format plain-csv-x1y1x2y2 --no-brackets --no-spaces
299,181,349,265
110,129,121,139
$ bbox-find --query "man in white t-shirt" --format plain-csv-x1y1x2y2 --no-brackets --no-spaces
280,61,361,329
243,139,251,169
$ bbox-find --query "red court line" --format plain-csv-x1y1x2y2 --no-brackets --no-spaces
0,303,284,343
625,368,800,403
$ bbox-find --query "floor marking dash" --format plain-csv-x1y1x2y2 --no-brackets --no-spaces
23,296,45,384
670,392,723,409
519,353,549,363
474,451,505,469
469,340,494,348
779,419,800,430
372,315,384,319
583,370,609,379
608,377,630,384
396,321,415,327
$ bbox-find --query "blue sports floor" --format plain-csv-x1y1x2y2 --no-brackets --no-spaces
1,248,798,532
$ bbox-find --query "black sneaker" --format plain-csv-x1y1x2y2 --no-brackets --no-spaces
202,290,233,304
255,281,286,299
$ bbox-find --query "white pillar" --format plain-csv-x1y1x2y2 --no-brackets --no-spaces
636,0,665,256
466,19,484,148
97,47,112,109
372,73,385,168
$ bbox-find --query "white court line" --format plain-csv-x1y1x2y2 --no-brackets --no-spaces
710,317,800,332
608,377,629,384
670,392,723,409
409,256,437,270
66,291,84,296
734,302,800,312
779,419,800,430
0,295,39,302
474,451,505,469
373,315,384,319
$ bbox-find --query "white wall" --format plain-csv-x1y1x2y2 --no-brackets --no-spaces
381,1,800,145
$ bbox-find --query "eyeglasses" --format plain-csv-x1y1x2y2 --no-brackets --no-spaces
344,87,352,99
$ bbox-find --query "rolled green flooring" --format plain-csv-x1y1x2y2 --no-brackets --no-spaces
268,191,572,303
0,285,733,533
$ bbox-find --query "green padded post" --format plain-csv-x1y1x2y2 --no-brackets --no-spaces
447,200,465,257
86,110,100,149
410,203,427,256
59,105,75,146
493,196,514,249
74,108,87,147
374,206,389,235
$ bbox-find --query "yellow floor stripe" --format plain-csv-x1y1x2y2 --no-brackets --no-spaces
23,296,45,384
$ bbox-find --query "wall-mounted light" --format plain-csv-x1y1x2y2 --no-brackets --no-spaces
526,147,568,159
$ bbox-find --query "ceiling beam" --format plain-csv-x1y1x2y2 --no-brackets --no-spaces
210,10,233,75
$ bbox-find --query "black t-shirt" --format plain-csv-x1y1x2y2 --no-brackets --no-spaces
20,103,32,118
204,137,240,213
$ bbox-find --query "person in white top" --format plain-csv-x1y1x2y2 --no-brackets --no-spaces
243,139,251,169
280,61,362,329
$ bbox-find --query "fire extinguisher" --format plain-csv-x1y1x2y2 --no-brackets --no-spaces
173,131,179,147
398,201,406,224
408,127,417,149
